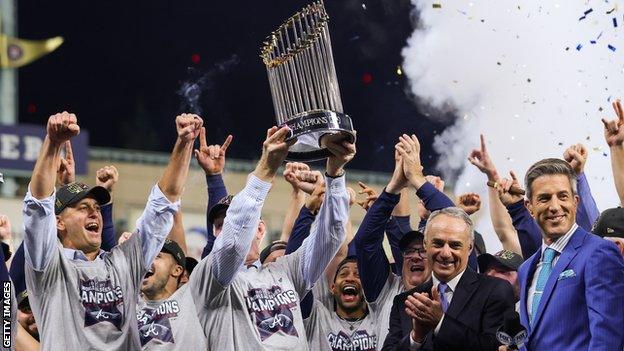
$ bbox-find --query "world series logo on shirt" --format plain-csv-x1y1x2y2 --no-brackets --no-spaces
137,300,180,346
80,278,124,330
246,286,299,341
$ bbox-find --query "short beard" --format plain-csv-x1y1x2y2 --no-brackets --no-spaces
142,277,168,300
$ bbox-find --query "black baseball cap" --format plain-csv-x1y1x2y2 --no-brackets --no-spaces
161,239,186,267
207,195,233,224
54,182,110,215
592,207,624,238
399,231,425,251
260,240,288,263
478,250,523,272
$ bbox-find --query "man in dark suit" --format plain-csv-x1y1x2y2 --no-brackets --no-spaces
382,207,515,351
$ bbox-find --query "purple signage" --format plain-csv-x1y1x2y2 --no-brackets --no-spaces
0,124,88,174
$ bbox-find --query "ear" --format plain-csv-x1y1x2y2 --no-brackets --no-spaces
256,220,266,240
171,264,184,278
524,199,535,218
573,194,580,208
56,215,65,232
330,282,337,295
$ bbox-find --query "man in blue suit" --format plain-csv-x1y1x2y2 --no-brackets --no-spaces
502,158,624,350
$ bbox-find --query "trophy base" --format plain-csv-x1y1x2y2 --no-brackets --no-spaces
281,110,355,162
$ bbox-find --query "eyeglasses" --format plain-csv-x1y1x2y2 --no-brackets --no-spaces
403,247,426,259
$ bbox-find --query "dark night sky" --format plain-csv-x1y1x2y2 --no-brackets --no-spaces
17,0,447,173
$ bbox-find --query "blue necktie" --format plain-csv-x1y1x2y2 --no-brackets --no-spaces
530,248,556,323
438,282,449,312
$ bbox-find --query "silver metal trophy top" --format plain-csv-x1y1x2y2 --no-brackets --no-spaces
261,1,355,161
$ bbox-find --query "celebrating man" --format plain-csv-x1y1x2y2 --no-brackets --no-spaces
23,112,200,349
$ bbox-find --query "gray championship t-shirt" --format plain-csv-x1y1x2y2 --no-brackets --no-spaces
192,250,310,351
26,234,146,350
137,284,207,350
305,299,379,351
367,273,403,346
23,185,177,350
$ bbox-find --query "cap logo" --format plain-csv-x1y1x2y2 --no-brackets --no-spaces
497,250,515,260
607,227,615,234
66,182,88,194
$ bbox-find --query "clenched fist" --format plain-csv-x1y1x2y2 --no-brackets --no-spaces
176,114,203,142
47,112,80,146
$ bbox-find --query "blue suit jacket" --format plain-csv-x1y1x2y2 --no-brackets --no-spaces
518,227,624,350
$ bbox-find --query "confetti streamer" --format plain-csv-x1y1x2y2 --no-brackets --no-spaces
576,43,583,51
432,3,442,9
608,44,616,52
614,18,618,27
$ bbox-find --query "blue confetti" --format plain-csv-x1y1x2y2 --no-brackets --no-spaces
591,40,597,44
597,31,603,40
576,44,583,51
608,44,616,52
584,8,593,15
614,17,618,27
603,152,608,157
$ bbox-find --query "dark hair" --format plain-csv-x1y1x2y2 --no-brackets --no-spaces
333,256,357,282
524,158,577,200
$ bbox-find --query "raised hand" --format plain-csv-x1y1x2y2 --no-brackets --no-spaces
295,170,324,195
457,193,481,215
117,231,133,245
356,181,378,211
176,113,203,142
283,162,311,191
424,175,445,192
305,180,326,214
387,149,408,194
563,143,588,175
56,140,76,185
0,215,12,241
347,187,357,208
496,171,525,206
194,128,233,175
395,134,426,189
468,134,499,181
254,126,294,182
603,99,624,147
321,132,356,177
47,111,80,146
96,165,119,194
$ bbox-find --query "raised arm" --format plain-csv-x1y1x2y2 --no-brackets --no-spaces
497,171,542,259
211,126,292,286
355,148,406,302
297,133,354,290
136,114,201,268
603,99,624,205
96,165,119,252
195,129,231,258
387,188,412,274
563,143,600,230
468,134,522,255
280,162,312,242
285,172,325,255
24,112,79,271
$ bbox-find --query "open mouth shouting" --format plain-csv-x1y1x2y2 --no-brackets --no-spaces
341,284,360,304
85,222,100,235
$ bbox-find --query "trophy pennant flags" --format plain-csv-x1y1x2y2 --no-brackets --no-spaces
0,35,63,69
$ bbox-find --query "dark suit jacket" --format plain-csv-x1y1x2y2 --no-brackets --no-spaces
382,267,515,351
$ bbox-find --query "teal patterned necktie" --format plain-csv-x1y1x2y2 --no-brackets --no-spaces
530,248,556,323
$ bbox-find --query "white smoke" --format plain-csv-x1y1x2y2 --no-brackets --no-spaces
403,1,624,251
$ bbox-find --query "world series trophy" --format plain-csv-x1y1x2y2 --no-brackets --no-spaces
260,1,355,161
